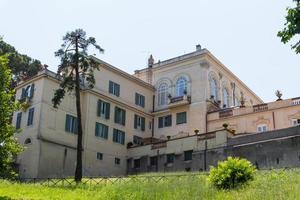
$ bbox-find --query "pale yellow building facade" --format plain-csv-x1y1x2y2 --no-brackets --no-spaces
12,46,300,178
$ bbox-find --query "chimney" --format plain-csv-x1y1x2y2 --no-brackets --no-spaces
148,54,154,68
196,44,201,51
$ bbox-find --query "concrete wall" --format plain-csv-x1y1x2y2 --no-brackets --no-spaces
127,127,300,174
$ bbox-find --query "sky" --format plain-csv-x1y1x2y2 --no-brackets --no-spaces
1,0,299,102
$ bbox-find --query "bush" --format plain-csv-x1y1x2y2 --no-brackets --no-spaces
208,157,256,189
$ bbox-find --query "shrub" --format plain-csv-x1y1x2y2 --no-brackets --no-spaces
208,157,256,189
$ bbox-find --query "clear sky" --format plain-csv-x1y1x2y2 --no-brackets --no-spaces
1,0,299,102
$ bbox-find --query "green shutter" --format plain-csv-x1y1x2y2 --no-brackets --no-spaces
30,83,35,98
74,117,78,134
141,117,145,131
113,129,117,142
95,123,99,136
109,81,113,94
141,96,145,107
105,103,110,119
134,114,137,129
97,100,102,116
65,115,70,132
116,84,120,97
114,107,118,123
158,117,163,128
104,125,108,139
122,109,126,125
121,131,125,144
135,93,139,105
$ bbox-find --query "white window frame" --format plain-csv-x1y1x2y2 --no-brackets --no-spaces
158,83,168,106
257,124,268,133
176,77,187,97
292,119,300,127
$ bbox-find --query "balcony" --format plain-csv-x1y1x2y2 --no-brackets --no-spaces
253,104,268,112
168,95,191,109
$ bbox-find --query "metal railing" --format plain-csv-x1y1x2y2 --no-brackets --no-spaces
1,173,204,187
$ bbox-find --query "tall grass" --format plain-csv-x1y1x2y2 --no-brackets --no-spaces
0,169,300,200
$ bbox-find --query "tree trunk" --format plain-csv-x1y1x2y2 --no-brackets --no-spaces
74,36,83,183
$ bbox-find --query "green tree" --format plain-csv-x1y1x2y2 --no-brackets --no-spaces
278,0,300,53
0,37,42,82
52,29,103,182
0,55,22,179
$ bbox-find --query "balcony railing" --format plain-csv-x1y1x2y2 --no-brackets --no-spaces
219,109,233,118
167,95,191,109
170,96,184,103
253,104,268,112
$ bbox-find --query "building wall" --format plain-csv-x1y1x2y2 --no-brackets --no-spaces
127,127,300,174
207,98,300,134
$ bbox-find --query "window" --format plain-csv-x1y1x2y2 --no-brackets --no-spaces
114,107,126,125
158,115,172,128
184,150,193,161
210,78,218,100
135,93,145,107
158,83,168,106
20,83,35,100
113,129,125,145
27,107,34,126
16,112,22,129
65,114,78,134
150,156,158,166
257,124,268,133
176,77,187,97
109,81,120,97
176,112,187,125
134,159,141,169
223,88,230,108
166,154,175,164
134,114,145,131
95,122,108,139
292,119,300,126
97,100,110,119
96,152,103,160
115,157,121,165
24,138,32,145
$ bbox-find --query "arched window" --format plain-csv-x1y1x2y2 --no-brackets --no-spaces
210,78,218,100
176,77,187,97
24,138,32,145
223,88,230,108
158,83,168,106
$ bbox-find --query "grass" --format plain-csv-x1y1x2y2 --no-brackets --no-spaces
0,169,300,200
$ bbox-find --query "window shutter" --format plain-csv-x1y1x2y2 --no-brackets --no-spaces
95,123,99,136
105,103,110,119
116,84,120,97
141,117,145,131
122,110,126,125
109,81,113,94
135,93,139,105
104,125,108,139
65,115,70,132
30,84,35,98
113,129,117,142
141,96,145,107
158,117,163,128
121,132,125,144
74,117,78,134
134,114,137,129
21,88,26,99
114,107,118,123
97,100,102,117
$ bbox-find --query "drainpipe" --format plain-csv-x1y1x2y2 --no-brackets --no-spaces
272,111,276,130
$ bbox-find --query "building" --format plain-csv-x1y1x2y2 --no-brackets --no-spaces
12,46,300,178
